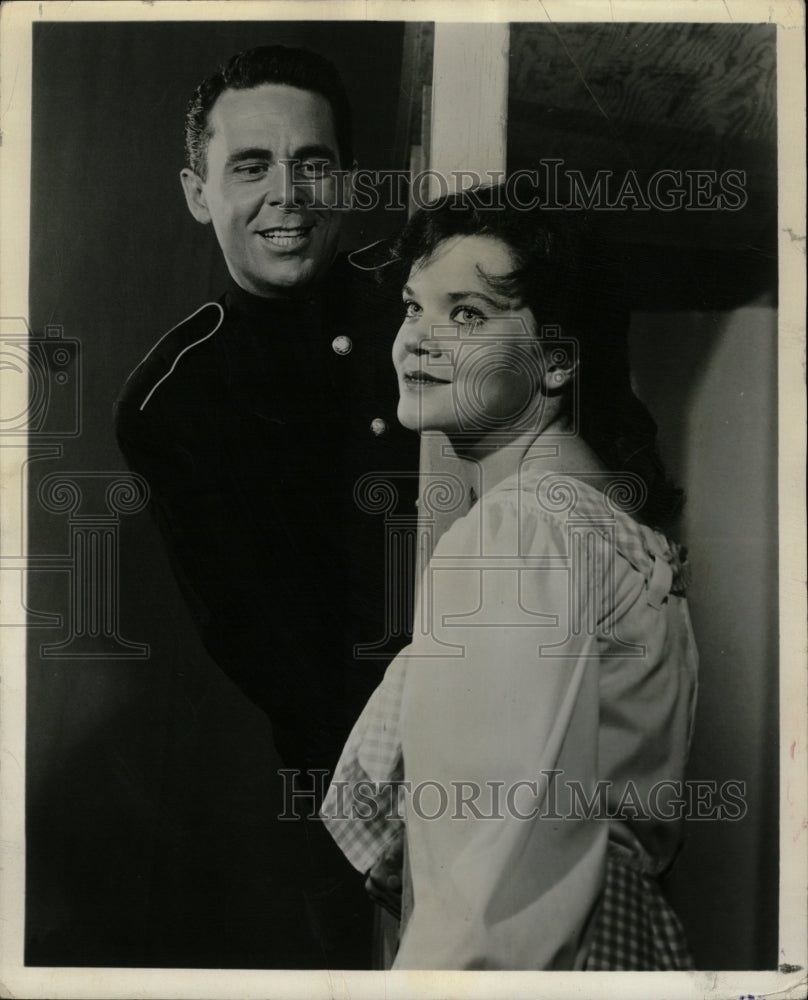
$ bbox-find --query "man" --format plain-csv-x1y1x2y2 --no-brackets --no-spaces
114,45,418,965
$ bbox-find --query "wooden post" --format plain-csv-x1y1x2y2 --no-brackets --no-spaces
420,23,511,550
375,26,512,971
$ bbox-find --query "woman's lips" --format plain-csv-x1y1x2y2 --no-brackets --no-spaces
402,369,452,388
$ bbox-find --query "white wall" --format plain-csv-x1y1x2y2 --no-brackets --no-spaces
630,295,779,968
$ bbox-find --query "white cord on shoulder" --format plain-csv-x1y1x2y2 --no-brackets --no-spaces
139,302,224,411
348,239,398,271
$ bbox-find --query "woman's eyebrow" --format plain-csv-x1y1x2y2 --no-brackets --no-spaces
446,290,511,310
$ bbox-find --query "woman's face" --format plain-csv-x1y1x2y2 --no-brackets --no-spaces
392,235,545,438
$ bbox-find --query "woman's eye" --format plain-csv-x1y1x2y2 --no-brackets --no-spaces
403,301,421,319
451,305,486,327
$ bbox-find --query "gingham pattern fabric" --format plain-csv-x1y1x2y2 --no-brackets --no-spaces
320,654,406,874
585,846,694,971
381,837,694,971
529,471,690,595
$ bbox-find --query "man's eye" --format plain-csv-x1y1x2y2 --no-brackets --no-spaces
235,163,268,177
403,300,421,318
297,159,332,178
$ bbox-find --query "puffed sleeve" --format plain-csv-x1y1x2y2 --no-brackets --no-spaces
394,488,609,970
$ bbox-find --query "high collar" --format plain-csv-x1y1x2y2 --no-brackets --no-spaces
225,274,321,322
223,256,353,322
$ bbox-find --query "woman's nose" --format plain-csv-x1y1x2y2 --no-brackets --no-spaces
395,318,445,357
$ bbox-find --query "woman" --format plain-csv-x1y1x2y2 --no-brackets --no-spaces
321,186,698,970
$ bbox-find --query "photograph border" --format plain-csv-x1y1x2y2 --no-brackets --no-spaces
1,1,805,997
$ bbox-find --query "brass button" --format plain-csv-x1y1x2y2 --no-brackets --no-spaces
332,335,352,355
370,418,387,436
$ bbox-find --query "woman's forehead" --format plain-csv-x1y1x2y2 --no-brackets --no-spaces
408,234,517,289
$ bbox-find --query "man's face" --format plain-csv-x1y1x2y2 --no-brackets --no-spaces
181,84,350,298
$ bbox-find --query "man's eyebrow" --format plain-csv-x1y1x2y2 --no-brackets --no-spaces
225,144,340,168
291,144,340,163
225,147,271,166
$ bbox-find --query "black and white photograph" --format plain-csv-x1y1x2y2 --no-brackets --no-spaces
0,1,805,997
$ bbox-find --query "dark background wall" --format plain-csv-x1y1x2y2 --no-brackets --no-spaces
26,20,408,968
24,19,779,971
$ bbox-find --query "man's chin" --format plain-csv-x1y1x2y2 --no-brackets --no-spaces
242,260,324,298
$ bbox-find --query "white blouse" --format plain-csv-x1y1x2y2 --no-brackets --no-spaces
322,464,698,970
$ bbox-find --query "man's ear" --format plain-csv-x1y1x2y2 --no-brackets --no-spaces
180,168,212,224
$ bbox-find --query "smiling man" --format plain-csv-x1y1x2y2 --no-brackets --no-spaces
114,46,417,967
180,79,348,295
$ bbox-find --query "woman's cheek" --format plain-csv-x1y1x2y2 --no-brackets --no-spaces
458,353,541,427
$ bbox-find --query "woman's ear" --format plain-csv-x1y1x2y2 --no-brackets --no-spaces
542,349,578,395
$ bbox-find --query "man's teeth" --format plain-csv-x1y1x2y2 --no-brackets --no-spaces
260,228,310,238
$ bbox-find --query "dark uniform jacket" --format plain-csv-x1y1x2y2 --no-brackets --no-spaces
115,257,419,780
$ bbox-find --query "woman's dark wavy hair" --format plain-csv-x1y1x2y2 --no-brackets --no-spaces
185,45,353,179
381,183,684,528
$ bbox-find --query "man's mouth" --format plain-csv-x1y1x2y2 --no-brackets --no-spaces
257,226,314,248
402,370,452,387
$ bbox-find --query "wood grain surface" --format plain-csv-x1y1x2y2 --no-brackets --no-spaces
507,22,777,271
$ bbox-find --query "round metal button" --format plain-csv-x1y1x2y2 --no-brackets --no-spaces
332,335,352,355
370,418,387,436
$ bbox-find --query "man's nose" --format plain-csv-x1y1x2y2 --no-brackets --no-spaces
263,160,305,208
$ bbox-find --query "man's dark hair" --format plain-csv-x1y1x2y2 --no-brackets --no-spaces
185,45,353,178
